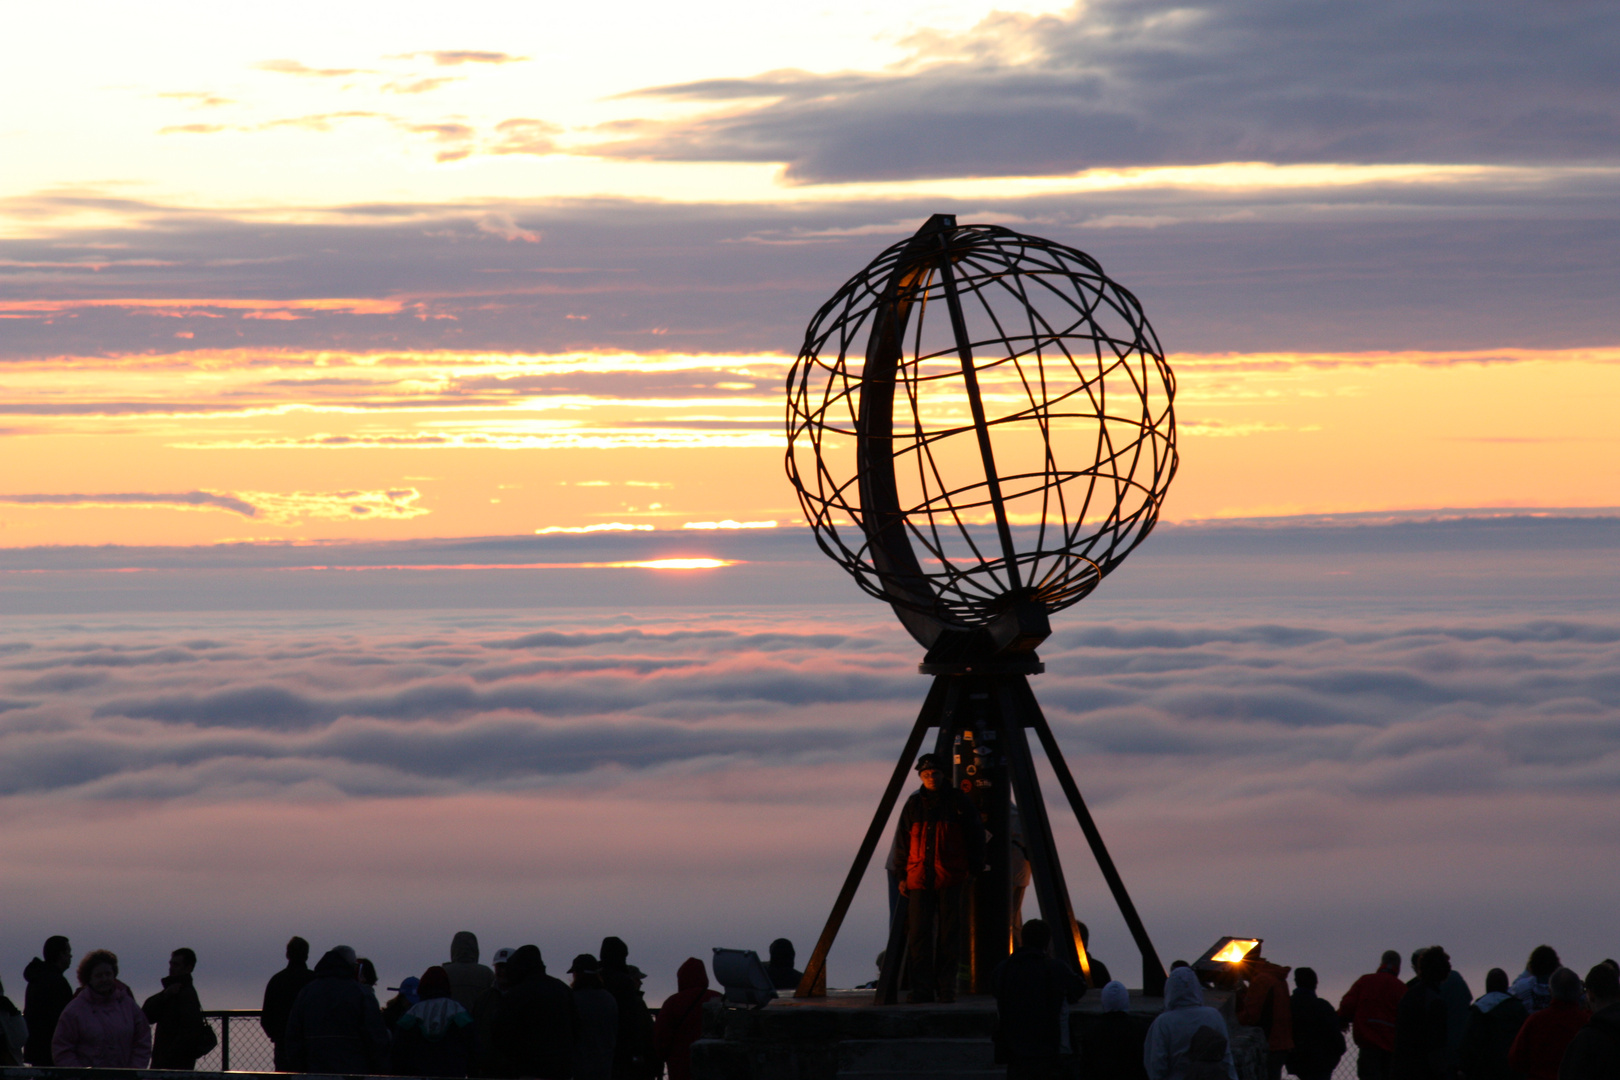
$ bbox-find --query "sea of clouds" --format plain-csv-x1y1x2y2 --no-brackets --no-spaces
2,517,1618,1008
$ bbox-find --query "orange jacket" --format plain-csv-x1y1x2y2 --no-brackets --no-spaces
1238,961,1295,1053
894,787,985,891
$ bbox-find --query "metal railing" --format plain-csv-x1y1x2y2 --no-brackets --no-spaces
189,1004,1352,1077
196,1011,276,1073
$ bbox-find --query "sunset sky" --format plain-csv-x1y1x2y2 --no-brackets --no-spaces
3,0,1619,1010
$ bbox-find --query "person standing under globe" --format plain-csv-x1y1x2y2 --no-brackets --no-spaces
892,752,985,1003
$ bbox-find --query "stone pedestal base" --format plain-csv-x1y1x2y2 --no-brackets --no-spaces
690,988,1267,1080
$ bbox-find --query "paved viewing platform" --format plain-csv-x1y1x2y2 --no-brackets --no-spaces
691,987,1269,1080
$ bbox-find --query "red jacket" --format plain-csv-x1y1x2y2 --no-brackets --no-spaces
1238,961,1295,1053
654,958,719,1080
1507,999,1590,1080
1339,967,1405,1052
894,786,986,891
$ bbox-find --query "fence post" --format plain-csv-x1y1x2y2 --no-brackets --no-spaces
221,1013,231,1072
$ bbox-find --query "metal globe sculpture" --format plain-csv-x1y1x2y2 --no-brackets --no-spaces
788,216,1177,1003
787,214,1177,659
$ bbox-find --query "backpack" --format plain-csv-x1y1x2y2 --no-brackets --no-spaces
0,998,26,1068
1184,1024,1229,1080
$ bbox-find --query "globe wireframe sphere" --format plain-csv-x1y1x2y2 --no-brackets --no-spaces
786,218,1177,649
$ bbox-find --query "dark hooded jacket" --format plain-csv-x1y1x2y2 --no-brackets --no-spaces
653,959,720,1080
491,946,574,1080
894,785,986,891
22,957,74,1065
283,950,390,1074
991,944,1088,1062
1460,991,1528,1080
1559,1002,1620,1080
443,932,495,1014
143,972,206,1069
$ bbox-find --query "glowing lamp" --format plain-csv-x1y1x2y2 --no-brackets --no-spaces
1193,937,1263,989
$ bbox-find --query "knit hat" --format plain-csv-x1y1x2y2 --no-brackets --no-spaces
1101,981,1129,1013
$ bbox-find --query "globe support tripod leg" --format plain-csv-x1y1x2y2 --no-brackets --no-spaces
998,679,1087,981
1017,678,1168,996
795,676,953,998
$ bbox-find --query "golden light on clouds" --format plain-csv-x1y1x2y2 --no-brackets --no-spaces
1,344,1616,546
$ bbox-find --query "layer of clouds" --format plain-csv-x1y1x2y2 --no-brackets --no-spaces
392,50,526,67
606,0,1620,182
6,608,1619,801
0,488,427,524
6,163,1620,359
1,517,1618,1007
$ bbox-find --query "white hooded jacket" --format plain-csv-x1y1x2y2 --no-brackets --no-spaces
1144,967,1239,1080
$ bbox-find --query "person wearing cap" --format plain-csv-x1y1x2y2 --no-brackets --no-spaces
599,937,656,1079
382,976,420,1032
890,751,986,1003
470,954,511,1078
491,945,574,1080
569,954,617,1080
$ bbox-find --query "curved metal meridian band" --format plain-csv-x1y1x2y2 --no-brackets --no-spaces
855,214,1048,660
856,215,954,650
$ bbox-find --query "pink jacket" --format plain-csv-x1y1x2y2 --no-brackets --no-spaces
51,982,152,1068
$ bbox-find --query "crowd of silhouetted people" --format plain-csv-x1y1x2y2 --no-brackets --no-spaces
1,931,805,1079
986,936,1620,1080
6,930,1620,1080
